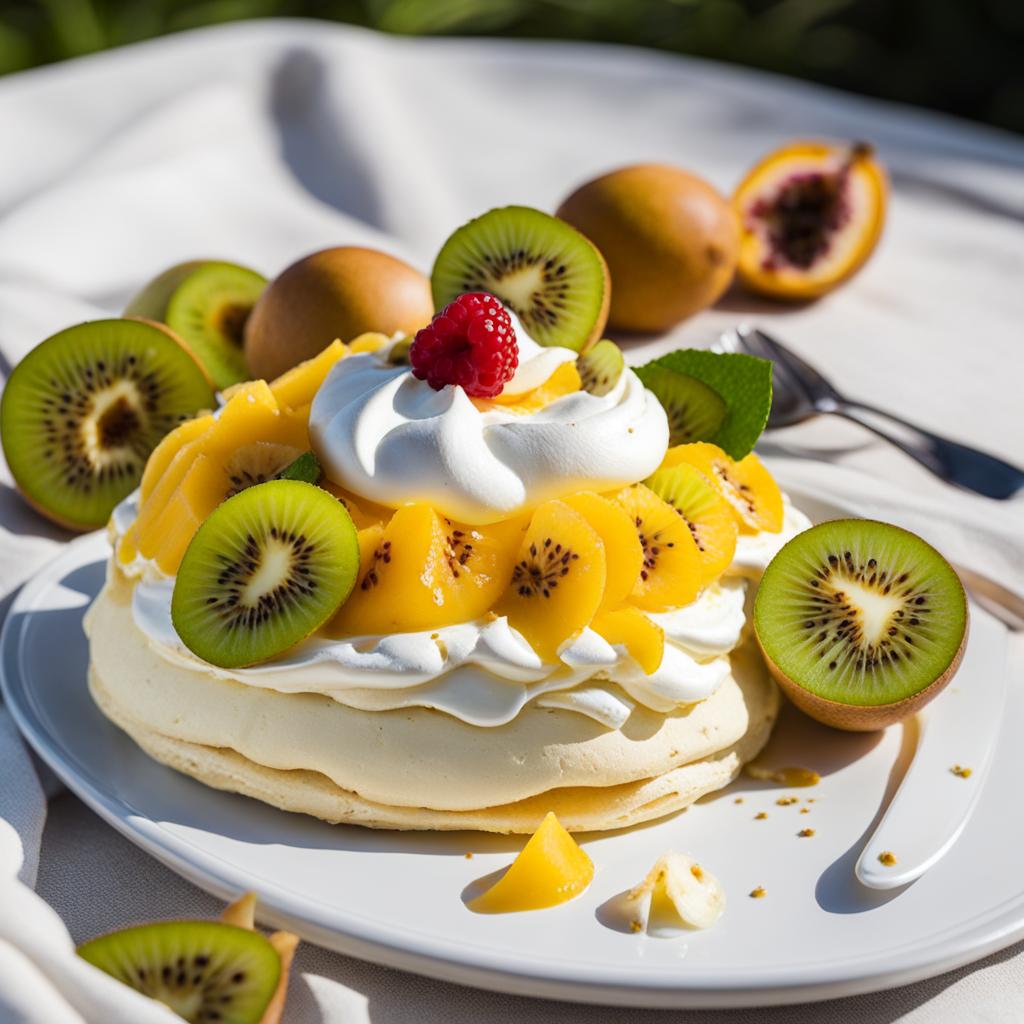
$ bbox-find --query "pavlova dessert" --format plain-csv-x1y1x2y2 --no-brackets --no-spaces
82,205,810,834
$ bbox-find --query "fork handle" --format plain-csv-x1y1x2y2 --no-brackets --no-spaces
824,399,1024,500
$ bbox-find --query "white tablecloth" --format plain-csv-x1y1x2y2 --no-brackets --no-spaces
1,19,1022,1023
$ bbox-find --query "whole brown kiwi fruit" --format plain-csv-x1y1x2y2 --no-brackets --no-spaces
244,247,434,380
557,164,739,332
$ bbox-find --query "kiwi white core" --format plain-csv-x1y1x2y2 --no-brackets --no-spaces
83,380,147,468
838,577,904,647
242,539,294,604
481,265,545,312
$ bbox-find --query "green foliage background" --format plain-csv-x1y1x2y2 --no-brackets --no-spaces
2,0,1021,133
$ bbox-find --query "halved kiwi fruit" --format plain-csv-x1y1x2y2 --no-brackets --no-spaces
126,261,267,389
172,479,359,668
754,519,968,731
78,920,280,1024
431,206,610,352
578,339,624,396
1,319,215,531
637,365,726,445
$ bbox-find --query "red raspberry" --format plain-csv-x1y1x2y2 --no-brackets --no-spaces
410,292,519,398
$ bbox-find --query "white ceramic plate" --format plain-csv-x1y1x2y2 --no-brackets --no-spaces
2,487,1018,1009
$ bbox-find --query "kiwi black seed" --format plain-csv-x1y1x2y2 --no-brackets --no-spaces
78,920,280,1024
1,319,214,531
171,480,359,668
431,206,610,352
754,519,968,731
126,260,267,390
512,539,580,599
637,365,727,446
577,339,624,396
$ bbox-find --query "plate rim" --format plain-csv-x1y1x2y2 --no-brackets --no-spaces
2,485,1020,1009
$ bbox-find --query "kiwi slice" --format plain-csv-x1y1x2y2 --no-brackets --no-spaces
754,519,968,731
638,365,726,446
645,463,737,582
172,479,358,668
578,339,624,396
127,261,267,390
386,335,413,366
224,442,304,498
78,920,280,1024
1,319,214,531
431,206,609,352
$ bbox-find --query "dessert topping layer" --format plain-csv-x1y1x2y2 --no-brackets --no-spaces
309,326,669,524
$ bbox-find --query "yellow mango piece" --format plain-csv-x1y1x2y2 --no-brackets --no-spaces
131,382,300,573
562,491,643,609
269,339,348,410
478,361,581,415
348,332,390,354
592,606,665,675
129,432,215,555
139,413,214,502
331,505,524,635
495,500,606,662
470,812,593,913
143,455,219,573
321,481,390,531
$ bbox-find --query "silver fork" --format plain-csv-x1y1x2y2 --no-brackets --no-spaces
719,325,1024,501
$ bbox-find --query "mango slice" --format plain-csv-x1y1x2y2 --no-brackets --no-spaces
268,338,348,411
592,606,665,675
470,812,593,913
122,380,319,575
495,499,606,661
563,490,643,609
330,504,525,635
477,361,582,415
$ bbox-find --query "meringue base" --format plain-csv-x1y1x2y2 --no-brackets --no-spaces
89,664,776,833
85,573,778,833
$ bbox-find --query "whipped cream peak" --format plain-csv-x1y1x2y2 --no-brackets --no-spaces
309,325,669,524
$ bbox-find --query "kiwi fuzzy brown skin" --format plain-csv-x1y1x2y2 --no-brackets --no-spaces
244,247,434,381
557,164,739,333
758,620,967,732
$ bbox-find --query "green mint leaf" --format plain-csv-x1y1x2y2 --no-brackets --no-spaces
275,451,322,485
636,349,772,460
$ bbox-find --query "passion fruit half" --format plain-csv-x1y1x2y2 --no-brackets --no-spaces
732,140,887,301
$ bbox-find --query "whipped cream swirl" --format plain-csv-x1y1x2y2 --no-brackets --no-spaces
130,575,749,731
308,331,669,524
